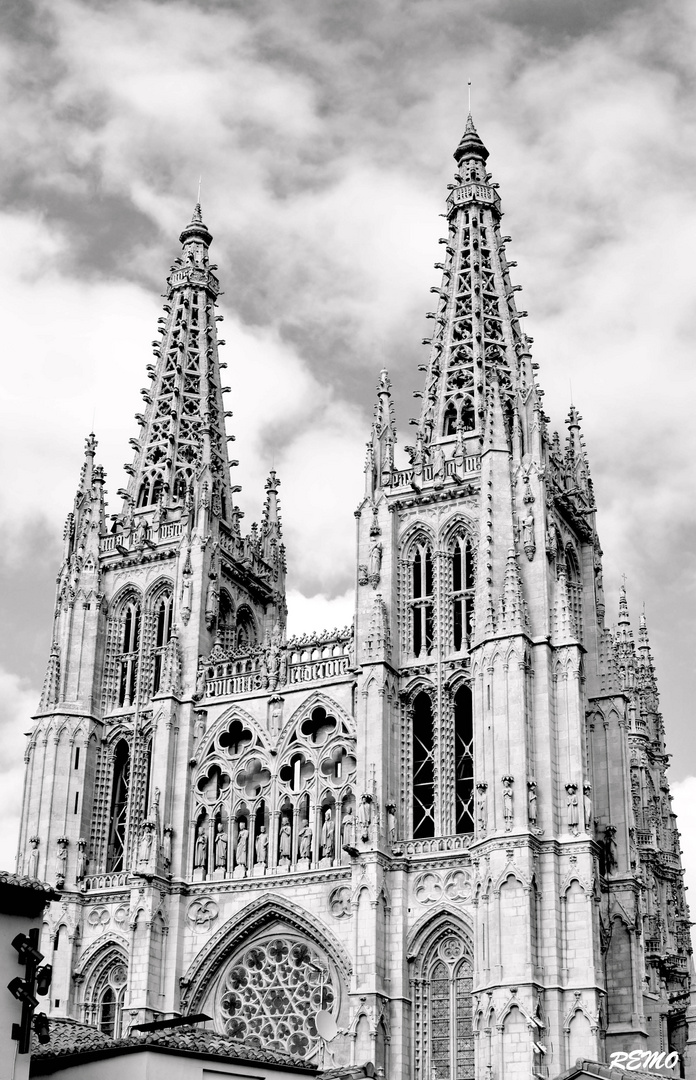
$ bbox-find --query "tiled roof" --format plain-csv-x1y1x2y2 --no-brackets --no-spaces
0,869,59,897
33,1017,317,1071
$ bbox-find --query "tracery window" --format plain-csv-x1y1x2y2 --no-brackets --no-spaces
443,396,475,436
413,933,474,1080
565,546,583,642
83,952,128,1037
152,591,173,694
409,540,434,658
117,601,141,707
454,686,474,835
412,692,435,839
136,470,164,508
106,739,130,872
450,533,474,652
216,933,336,1059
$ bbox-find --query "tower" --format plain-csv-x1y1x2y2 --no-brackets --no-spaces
19,122,692,1079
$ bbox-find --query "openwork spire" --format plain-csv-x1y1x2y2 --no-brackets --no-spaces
120,203,235,524
414,115,530,454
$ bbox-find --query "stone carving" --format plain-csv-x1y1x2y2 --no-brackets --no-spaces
502,776,514,831
28,836,40,878
414,871,443,904
321,808,335,859
476,783,488,833
566,783,579,835
386,802,397,845
186,897,219,932
138,820,155,868
298,819,312,861
75,838,87,882
358,564,369,587
583,784,592,831
522,511,536,561
194,826,207,870
443,869,471,901
87,907,110,929
328,885,352,918
255,826,268,866
163,824,173,870
357,793,372,842
279,816,292,862
341,807,356,851
527,780,537,826
56,836,69,888
214,822,228,871
235,821,248,870
368,541,382,587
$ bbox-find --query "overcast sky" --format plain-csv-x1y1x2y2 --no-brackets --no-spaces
1,0,695,885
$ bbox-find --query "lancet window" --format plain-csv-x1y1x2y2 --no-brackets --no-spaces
218,591,236,651
454,686,474,835
565,546,584,642
412,692,435,839
443,396,475,436
81,948,128,1037
236,605,256,649
409,540,435,658
117,601,141,707
106,739,130,872
136,470,164,508
152,591,173,694
450,533,474,652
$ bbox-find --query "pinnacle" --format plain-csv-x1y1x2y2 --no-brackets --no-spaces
618,582,631,626
454,112,489,165
179,202,213,247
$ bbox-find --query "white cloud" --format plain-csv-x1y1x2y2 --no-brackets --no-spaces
0,669,38,873
669,777,696,908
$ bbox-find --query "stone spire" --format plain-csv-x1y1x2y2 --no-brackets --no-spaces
120,203,235,525
365,368,397,496
260,470,285,569
415,115,529,457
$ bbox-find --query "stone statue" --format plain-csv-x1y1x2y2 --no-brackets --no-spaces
322,808,334,859
76,838,87,881
163,824,173,870
368,542,382,585
194,826,207,869
342,807,355,849
527,781,537,826
255,825,268,866
502,777,514,831
583,784,592,830
235,821,248,868
138,822,153,865
28,836,40,879
566,784,579,834
476,784,488,832
357,794,372,842
386,803,397,845
214,822,228,870
298,820,312,860
279,816,292,860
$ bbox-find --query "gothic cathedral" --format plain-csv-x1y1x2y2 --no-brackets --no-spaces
18,117,695,1079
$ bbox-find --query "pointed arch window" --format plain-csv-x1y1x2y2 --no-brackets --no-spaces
443,396,475,437
117,601,141,707
413,934,474,1080
412,692,435,839
137,471,164,508
565,546,584,642
218,591,236,651
106,739,130,872
152,591,173,694
236,605,256,649
409,541,434,658
450,534,474,652
454,685,474,835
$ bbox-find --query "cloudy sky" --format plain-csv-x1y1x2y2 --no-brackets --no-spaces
1,0,695,884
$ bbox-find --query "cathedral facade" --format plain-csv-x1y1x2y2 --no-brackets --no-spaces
17,118,695,1079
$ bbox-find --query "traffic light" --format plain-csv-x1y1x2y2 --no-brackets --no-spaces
7,928,52,1054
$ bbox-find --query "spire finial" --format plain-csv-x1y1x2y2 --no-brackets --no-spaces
197,175,202,206
468,80,472,114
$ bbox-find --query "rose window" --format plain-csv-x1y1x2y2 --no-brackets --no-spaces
217,934,335,1058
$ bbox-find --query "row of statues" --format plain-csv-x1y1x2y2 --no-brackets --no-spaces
193,799,379,875
476,777,593,833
